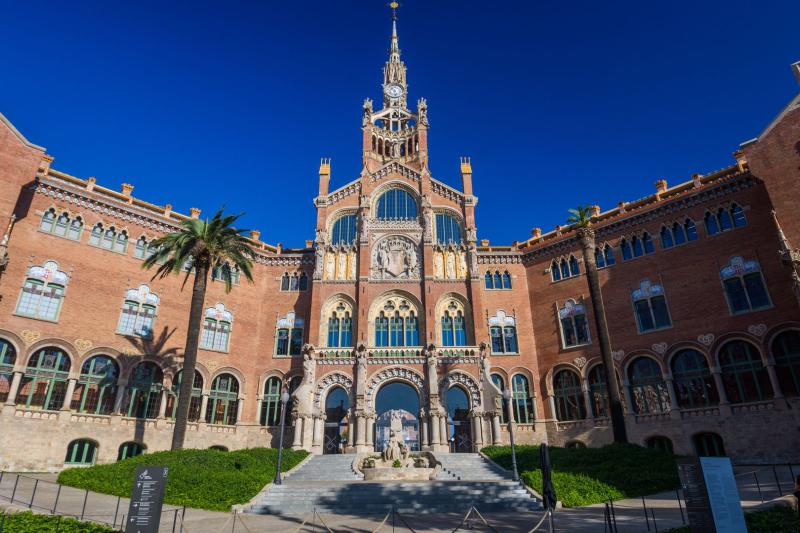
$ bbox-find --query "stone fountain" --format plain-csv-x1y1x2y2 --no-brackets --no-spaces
354,430,442,480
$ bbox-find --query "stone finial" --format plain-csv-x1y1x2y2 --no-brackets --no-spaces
305,240,314,248
250,230,261,241
733,150,748,172
39,155,54,174
121,183,134,197
480,239,490,246
86,177,96,192
163,204,172,217
655,179,668,196
618,201,627,214
531,227,542,238
792,60,800,84
591,205,601,217
692,173,703,188
460,156,472,175
276,243,283,254
189,207,201,219
319,158,331,176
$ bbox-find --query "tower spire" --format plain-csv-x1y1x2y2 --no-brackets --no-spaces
383,1,406,108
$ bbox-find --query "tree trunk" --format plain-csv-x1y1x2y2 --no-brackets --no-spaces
577,227,628,443
171,262,209,450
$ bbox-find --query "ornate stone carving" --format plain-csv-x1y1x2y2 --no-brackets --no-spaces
74,339,93,353
313,372,353,410
366,367,425,408
371,236,420,279
612,350,625,362
747,323,768,338
439,371,481,408
573,356,587,369
20,330,41,346
651,342,668,355
697,333,715,347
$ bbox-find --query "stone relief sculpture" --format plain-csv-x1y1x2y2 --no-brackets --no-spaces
382,430,409,462
337,251,347,279
349,250,358,279
370,236,421,279
458,251,468,278
433,252,444,278
445,251,456,279
314,246,324,279
324,252,335,279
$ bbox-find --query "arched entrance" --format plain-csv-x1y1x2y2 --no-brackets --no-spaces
324,387,349,454
446,385,472,453
374,381,421,452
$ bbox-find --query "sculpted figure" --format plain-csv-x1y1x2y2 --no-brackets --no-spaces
324,252,335,279
458,251,468,278
434,252,444,278
349,251,357,279
337,251,347,280
314,247,324,278
382,430,403,462
445,252,456,279
466,226,477,242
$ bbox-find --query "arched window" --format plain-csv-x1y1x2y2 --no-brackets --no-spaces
211,263,241,285
642,232,655,254
18,347,71,410
88,222,103,246
16,260,68,321
484,272,492,289
65,439,97,465
493,271,503,288
603,244,615,267
117,285,159,338
559,300,590,348
134,236,149,259
40,209,83,241
280,273,289,291
671,222,686,245
124,363,163,419
275,312,304,356
326,301,353,348
491,374,509,423
0,338,17,403
718,340,772,403
441,301,467,347
551,260,561,282
718,207,732,231
331,215,357,245
704,211,719,235
684,218,698,241
731,203,747,227
569,256,580,276
166,370,203,422
631,235,643,257
489,311,518,353
72,355,119,415
206,373,239,425
560,259,570,279
595,246,606,268
587,365,608,418
299,272,308,291
118,442,145,461
671,349,718,409
511,374,533,423
632,280,672,332
260,376,298,427
660,226,674,249
376,188,417,220
646,436,674,454
201,304,233,352
435,213,462,244
553,369,586,421
771,330,800,397
628,357,669,414
502,271,512,289
280,272,307,292
620,239,632,261
693,432,725,457
374,297,419,347
113,230,128,253
40,208,56,233
720,257,770,314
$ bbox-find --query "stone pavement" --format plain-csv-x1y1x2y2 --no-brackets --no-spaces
0,464,796,532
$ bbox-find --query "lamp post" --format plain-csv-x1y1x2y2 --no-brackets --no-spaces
502,389,519,482
274,390,291,485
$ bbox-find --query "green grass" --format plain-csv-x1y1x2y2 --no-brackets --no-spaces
0,511,118,532
664,505,800,533
57,447,308,512
482,443,680,507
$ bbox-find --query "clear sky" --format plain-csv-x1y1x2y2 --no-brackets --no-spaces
2,1,798,247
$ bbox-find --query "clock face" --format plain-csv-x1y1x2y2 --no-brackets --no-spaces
385,84,403,98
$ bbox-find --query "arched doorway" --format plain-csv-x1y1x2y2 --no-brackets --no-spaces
446,385,472,453
374,381,421,452
324,387,349,454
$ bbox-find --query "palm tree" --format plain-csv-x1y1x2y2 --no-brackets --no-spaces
567,205,628,443
143,209,254,450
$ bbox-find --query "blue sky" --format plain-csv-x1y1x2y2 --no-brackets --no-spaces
2,1,798,247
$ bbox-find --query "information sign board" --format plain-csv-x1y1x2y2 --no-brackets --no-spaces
125,466,169,533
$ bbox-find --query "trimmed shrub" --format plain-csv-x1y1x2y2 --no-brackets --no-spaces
483,443,680,507
58,447,308,512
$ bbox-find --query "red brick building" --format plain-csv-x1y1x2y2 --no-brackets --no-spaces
1,18,799,470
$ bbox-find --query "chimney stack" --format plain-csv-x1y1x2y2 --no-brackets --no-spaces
460,157,473,195
189,208,201,219
318,158,331,196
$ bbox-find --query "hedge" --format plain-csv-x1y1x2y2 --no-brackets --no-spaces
0,511,118,532
483,443,680,507
665,505,800,533
57,447,308,512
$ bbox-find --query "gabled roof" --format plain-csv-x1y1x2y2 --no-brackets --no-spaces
740,91,800,147
0,111,46,152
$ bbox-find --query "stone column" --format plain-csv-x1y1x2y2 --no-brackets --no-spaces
291,413,303,449
473,413,484,448
664,375,682,420
199,394,209,422
114,380,129,414
61,378,77,411
158,389,168,418
4,371,22,406
366,414,376,450
420,415,429,448
469,413,478,449
711,367,732,415
622,379,637,419
531,391,539,421
439,415,448,449
312,415,325,451
548,395,557,421
491,415,502,445
581,380,594,422
347,414,356,449
236,398,244,424
765,360,784,399
355,413,366,447
430,412,441,447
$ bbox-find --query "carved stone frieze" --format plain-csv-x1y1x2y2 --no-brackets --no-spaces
371,235,420,279
439,371,481,408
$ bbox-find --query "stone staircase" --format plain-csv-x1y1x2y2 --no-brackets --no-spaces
248,453,540,515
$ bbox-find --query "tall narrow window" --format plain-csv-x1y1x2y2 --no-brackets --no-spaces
374,298,418,348
551,260,562,281
620,239,632,261
632,236,643,257
71,355,119,415
260,376,283,426
704,211,720,235
435,213,463,244
491,374,509,423
275,312,304,356
628,357,669,414
375,312,389,347
489,311,518,353
569,256,580,276
672,222,686,245
595,246,606,268
587,365,608,418
502,271,512,289
40,209,56,233
117,285,159,338
642,232,655,254
632,280,672,332
671,349,718,409
441,302,467,347
484,272,492,289
771,330,800,397
718,340,772,403
405,313,419,346
15,261,68,321
660,226,674,249
511,374,533,423
603,244,615,266
200,304,233,352
720,257,771,314
18,347,71,410
40,210,83,241
166,370,203,422
553,369,586,421
124,363,163,419
731,204,747,227
0,338,17,404
330,215,357,245
559,299,590,348
206,374,239,425
684,218,698,241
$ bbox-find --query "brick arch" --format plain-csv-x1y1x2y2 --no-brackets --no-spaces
210,367,247,398
365,366,425,410
711,333,765,366
25,338,78,376
621,349,667,377
0,329,25,371
665,342,713,375
764,322,800,359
